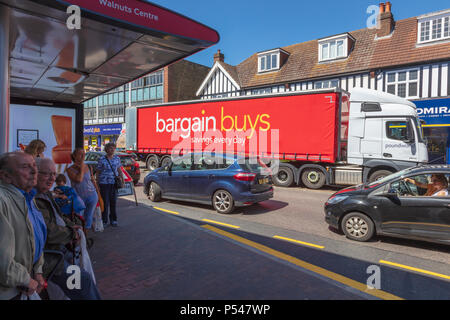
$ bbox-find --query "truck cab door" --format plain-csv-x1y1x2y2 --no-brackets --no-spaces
361,118,382,160
382,119,418,162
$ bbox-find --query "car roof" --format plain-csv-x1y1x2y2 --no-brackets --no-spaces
406,165,450,175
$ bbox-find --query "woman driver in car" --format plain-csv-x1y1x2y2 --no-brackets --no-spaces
405,174,449,197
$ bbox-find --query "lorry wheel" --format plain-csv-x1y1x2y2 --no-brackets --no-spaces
160,156,172,168
301,168,326,189
212,190,235,214
272,167,294,187
341,212,375,242
148,182,162,202
146,155,160,171
368,170,392,183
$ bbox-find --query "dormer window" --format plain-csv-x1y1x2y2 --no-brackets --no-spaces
318,34,354,62
257,49,289,73
417,10,450,44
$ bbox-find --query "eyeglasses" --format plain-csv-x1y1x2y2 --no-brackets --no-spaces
38,171,57,178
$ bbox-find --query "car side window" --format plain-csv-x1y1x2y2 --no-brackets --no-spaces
391,173,450,197
171,156,192,172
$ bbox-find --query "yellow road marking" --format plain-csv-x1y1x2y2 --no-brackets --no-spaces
273,236,325,249
380,260,450,281
202,225,403,300
153,207,180,215
202,219,240,229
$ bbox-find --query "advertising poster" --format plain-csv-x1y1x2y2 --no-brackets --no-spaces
9,104,76,172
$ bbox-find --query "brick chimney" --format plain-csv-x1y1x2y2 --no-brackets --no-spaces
213,49,224,63
377,2,395,38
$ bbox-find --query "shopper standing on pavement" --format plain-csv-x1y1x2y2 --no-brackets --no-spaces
0,152,47,300
24,139,47,158
96,143,124,227
66,148,98,232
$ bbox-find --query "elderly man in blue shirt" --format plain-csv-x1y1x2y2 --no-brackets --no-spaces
0,151,47,300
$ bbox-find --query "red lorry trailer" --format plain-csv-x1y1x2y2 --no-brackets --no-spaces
134,89,350,189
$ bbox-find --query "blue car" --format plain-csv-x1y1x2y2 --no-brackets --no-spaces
143,154,274,214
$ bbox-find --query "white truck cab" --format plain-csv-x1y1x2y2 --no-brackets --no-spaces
346,88,428,183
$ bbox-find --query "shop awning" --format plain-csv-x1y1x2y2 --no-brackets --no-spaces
1,0,219,104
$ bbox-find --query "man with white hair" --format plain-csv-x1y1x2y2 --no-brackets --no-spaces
34,157,101,300
0,152,47,300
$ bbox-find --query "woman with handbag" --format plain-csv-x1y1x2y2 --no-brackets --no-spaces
66,148,99,234
95,143,124,227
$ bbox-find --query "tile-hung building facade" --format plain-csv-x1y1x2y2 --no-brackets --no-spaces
197,3,450,164
83,60,210,150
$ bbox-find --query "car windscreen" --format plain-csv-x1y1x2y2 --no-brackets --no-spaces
118,156,134,166
366,168,413,187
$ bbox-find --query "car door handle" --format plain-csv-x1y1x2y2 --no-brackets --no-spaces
446,204,450,209
383,153,392,158
209,175,216,179
183,175,189,178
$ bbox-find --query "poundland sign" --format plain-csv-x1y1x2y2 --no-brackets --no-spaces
414,98,450,126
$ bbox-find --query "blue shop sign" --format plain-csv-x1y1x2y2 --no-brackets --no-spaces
413,98,450,126
84,124,123,136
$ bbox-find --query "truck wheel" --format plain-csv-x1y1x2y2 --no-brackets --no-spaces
146,155,160,171
272,167,294,187
341,212,375,242
148,182,162,202
368,170,392,183
160,156,172,168
301,168,326,189
212,190,235,214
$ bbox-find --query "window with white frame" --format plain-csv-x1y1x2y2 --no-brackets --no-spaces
418,11,450,44
258,50,280,73
318,34,351,62
314,79,339,89
386,69,419,98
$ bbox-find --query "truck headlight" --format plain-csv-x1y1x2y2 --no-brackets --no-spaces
326,195,349,205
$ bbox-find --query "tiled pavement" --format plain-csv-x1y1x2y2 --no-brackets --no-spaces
89,199,367,300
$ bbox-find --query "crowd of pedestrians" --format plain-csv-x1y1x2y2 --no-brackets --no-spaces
0,139,125,300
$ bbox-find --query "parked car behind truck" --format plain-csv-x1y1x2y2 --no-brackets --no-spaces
127,88,427,189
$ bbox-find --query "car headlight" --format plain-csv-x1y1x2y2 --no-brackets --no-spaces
326,195,349,205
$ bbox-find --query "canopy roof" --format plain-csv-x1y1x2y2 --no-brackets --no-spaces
2,0,219,104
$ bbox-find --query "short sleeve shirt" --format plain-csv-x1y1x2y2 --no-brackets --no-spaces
96,155,121,185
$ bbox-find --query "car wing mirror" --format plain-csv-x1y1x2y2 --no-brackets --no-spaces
382,189,398,199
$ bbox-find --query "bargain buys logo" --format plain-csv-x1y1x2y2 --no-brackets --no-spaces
156,107,271,139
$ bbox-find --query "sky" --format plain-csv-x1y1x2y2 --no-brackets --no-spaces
157,0,450,67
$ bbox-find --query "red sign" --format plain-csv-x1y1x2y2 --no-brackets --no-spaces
121,166,133,182
57,0,219,43
137,93,343,163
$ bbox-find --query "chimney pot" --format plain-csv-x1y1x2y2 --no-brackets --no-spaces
386,1,392,13
379,2,386,13
213,49,224,63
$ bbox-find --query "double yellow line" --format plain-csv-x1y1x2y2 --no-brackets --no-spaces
202,224,403,300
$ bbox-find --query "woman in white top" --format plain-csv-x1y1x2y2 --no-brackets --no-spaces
405,174,449,197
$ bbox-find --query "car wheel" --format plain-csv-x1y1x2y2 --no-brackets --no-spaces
160,156,172,168
212,190,235,214
272,167,294,187
301,168,326,189
341,212,375,242
148,182,162,202
368,170,392,183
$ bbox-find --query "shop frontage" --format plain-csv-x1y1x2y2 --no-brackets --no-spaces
84,123,123,151
414,98,450,164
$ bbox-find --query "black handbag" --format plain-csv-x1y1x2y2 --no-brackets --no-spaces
106,157,124,189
